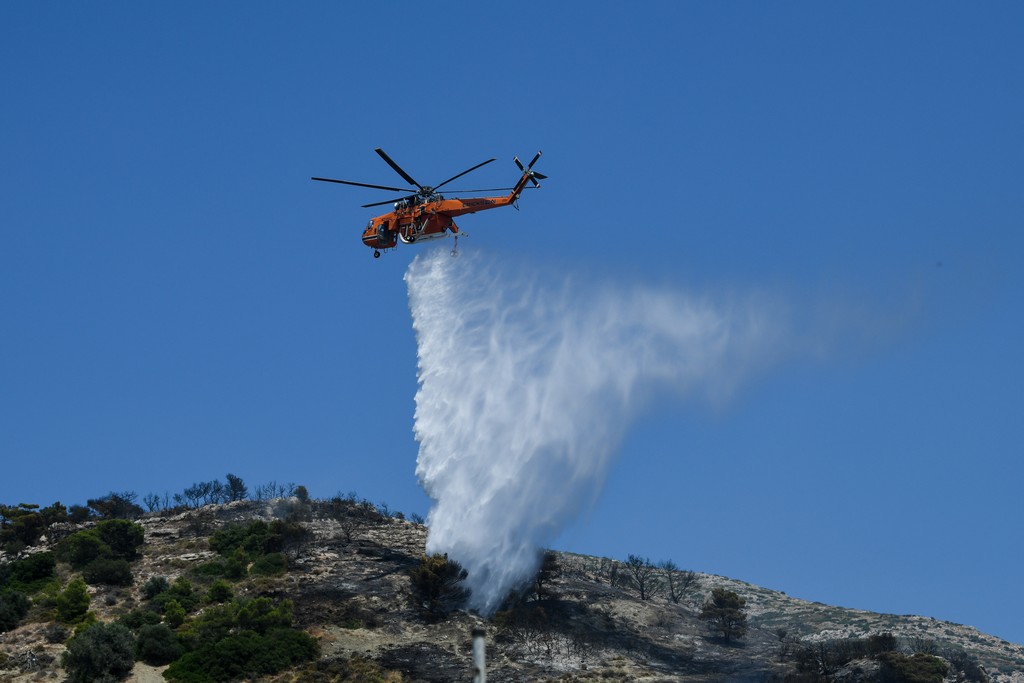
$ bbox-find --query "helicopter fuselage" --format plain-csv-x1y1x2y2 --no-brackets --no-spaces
361,194,516,252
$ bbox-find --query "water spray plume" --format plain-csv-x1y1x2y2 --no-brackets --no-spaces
406,248,792,614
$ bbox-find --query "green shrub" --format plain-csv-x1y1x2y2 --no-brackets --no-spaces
206,580,233,603
165,595,316,682
136,623,183,665
164,599,186,628
699,588,748,642
235,597,293,633
250,552,287,576
72,611,99,635
39,501,69,526
62,622,136,683
94,520,144,560
83,557,133,586
224,548,249,579
56,578,91,623
878,651,949,683
56,531,111,569
56,521,144,571
209,521,273,557
141,576,169,600
165,628,317,683
0,552,56,593
68,505,93,523
153,577,198,613
408,554,470,618
117,608,162,630
0,589,31,632
192,560,226,577
0,504,46,549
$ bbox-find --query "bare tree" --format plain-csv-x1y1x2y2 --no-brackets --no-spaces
659,560,699,604
624,555,662,601
142,493,162,513
182,482,207,508
326,495,368,544
254,481,296,501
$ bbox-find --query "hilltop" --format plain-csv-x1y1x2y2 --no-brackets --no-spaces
1,496,1022,682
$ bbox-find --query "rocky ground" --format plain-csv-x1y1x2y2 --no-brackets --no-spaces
2,500,1022,682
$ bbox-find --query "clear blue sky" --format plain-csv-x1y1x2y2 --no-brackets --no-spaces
2,3,1022,644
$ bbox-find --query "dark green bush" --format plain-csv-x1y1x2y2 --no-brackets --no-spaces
209,521,273,557
192,560,226,577
2,552,56,589
136,623,183,665
206,580,233,603
117,608,162,630
0,504,46,549
945,650,988,683
165,595,316,682
152,577,198,613
165,628,317,682
234,597,293,633
224,548,249,579
83,557,133,586
207,521,299,577
408,554,470,618
56,521,144,571
699,588,748,642
272,519,312,558
68,505,93,523
62,622,136,683
94,520,144,560
250,552,286,576
878,651,949,683
39,501,69,526
141,576,169,600
868,632,900,654
0,552,56,593
56,531,111,569
0,589,31,632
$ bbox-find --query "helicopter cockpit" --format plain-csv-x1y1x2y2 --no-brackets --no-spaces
394,194,438,211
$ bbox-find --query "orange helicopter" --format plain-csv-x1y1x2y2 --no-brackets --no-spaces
313,148,545,258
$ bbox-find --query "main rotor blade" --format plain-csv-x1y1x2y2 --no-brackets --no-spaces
442,186,538,193
362,197,413,208
375,148,424,190
433,158,496,191
311,177,414,193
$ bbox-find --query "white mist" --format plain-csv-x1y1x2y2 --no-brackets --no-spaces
406,248,791,614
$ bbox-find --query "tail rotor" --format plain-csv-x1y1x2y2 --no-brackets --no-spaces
514,151,547,188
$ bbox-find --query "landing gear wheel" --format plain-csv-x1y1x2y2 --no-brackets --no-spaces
373,250,381,259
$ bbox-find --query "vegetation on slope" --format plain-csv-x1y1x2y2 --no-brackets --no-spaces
1,473,1019,682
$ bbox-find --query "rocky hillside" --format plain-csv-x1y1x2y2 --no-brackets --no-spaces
2,498,1022,682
